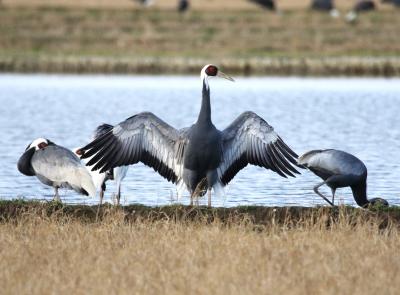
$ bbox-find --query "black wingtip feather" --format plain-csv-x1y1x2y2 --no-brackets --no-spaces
270,143,296,177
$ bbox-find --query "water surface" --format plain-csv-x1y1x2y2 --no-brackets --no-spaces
0,74,399,207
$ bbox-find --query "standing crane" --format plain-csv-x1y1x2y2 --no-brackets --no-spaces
18,138,96,201
80,65,301,207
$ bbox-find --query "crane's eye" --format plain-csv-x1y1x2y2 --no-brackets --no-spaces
205,65,218,76
38,142,48,149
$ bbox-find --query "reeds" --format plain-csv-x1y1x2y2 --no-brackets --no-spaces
0,201,399,294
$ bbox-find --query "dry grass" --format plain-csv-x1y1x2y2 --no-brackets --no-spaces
1,7,399,58
0,202,399,294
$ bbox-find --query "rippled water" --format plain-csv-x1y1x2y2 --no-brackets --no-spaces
0,74,399,207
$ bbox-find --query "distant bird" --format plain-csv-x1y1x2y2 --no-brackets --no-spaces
17,138,96,201
298,149,389,208
134,0,154,6
178,0,189,12
80,64,301,207
249,0,276,11
381,0,400,7
311,0,340,17
346,1,376,22
74,124,129,205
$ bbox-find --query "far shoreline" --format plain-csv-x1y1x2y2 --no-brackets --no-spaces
1,56,400,77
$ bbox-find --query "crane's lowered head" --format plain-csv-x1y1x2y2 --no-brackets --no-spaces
364,197,389,208
201,64,234,83
27,138,54,151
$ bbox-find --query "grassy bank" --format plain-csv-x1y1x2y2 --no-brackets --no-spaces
0,200,399,294
1,200,400,225
1,7,399,75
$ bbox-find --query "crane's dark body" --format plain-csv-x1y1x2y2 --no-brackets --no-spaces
249,0,276,10
299,149,387,207
183,80,223,192
383,0,400,7
354,0,375,12
311,0,334,10
178,0,189,12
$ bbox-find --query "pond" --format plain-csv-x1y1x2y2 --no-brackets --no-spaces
0,74,399,207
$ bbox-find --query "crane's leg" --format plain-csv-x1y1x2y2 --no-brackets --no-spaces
190,192,194,206
99,182,106,205
331,188,336,206
116,183,122,206
99,189,104,206
208,189,212,208
53,187,61,202
313,181,335,207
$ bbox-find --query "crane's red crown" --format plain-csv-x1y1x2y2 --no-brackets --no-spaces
205,65,218,76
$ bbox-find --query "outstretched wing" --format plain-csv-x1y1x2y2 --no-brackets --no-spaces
80,112,187,184
218,111,301,185
92,123,114,140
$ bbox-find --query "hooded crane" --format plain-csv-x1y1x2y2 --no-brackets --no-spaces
17,138,96,201
248,0,276,11
298,149,388,208
311,0,340,17
381,0,400,7
178,0,189,12
346,1,376,23
74,123,129,205
80,64,301,207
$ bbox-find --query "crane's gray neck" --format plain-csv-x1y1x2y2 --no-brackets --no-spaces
351,178,369,207
17,147,36,176
196,78,212,125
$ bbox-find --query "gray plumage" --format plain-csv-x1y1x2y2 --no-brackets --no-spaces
75,123,129,205
81,65,300,206
298,149,388,207
18,138,96,201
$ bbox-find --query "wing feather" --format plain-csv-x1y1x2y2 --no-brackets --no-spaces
81,112,186,184
219,111,301,185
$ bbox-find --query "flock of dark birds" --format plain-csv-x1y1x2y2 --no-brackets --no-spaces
18,65,389,209
136,0,399,19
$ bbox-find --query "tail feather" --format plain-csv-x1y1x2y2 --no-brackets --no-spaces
74,167,96,197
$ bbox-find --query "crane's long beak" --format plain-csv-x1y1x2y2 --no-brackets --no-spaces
217,71,235,82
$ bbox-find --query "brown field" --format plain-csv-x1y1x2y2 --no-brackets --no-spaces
0,201,400,294
0,1,399,75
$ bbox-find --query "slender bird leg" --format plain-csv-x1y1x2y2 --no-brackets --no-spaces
96,189,104,223
53,187,61,202
190,193,194,206
116,184,121,206
331,188,336,206
313,181,335,207
99,189,104,206
208,189,212,208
